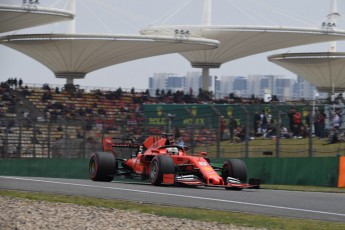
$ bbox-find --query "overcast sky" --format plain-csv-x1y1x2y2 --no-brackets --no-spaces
1,0,345,91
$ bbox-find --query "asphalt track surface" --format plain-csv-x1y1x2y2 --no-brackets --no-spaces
1,176,345,223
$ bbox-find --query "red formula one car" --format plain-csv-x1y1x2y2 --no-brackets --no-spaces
89,135,259,190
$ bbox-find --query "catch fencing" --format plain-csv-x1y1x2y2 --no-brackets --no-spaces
1,101,344,159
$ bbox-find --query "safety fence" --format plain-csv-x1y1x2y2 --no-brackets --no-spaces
1,156,344,187
1,102,345,159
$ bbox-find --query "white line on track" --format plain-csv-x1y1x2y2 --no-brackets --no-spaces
2,176,345,217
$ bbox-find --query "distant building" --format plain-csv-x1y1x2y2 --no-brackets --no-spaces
219,75,247,98
183,72,202,95
149,73,183,95
293,76,316,100
149,72,322,101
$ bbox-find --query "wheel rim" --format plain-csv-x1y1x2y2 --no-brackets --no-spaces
150,161,158,180
222,165,231,182
89,158,96,176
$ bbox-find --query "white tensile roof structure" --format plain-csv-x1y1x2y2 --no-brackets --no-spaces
0,33,219,84
268,0,345,94
268,52,345,93
2,0,344,92
141,25,345,90
0,1,218,85
0,4,74,33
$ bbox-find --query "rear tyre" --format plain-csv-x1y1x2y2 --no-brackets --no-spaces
222,159,247,190
89,152,116,182
149,155,175,185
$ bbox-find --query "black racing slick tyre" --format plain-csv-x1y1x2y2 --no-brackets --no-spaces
149,155,175,186
222,159,247,190
89,152,116,182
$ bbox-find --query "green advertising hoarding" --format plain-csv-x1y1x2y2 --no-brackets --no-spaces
143,103,310,130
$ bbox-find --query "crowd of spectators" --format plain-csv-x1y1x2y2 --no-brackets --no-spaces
1,78,344,149
0,81,18,115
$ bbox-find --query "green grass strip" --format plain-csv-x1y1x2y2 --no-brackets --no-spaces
261,184,345,193
1,189,345,230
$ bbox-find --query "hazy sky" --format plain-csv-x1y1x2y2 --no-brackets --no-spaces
1,0,345,91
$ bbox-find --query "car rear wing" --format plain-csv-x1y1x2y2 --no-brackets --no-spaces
102,137,140,152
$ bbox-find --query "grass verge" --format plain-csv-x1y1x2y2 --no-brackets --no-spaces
261,184,345,193
1,188,345,230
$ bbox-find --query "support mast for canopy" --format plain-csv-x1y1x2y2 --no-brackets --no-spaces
63,0,76,85
201,0,212,91
67,0,76,35
328,0,339,94
328,0,339,53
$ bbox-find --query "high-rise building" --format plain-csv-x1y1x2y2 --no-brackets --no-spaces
149,73,183,95
149,72,322,101
294,76,316,100
184,72,202,95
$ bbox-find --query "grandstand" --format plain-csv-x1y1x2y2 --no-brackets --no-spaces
0,80,219,158
1,79,345,159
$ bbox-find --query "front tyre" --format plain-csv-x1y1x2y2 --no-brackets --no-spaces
149,155,175,185
89,152,116,182
222,159,247,190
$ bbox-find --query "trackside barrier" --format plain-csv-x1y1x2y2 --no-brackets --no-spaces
0,159,89,179
211,157,341,187
338,156,345,188
0,157,343,187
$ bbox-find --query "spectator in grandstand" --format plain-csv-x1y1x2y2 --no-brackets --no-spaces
33,126,42,135
120,104,129,112
332,111,341,130
6,78,15,89
174,127,181,139
280,126,291,139
266,111,273,125
98,108,106,117
315,108,326,138
49,109,58,121
265,124,277,138
228,115,238,143
57,125,63,132
30,136,39,144
334,93,345,105
176,137,185,148
303,110,311,138
219,116,225,140
78,107,86,117
75,90,83,98
84,118,93,131
41,91,52,102
233,124,246,143
21,86,31,97
253,111,261,136
13,78,17,89
55,87,60,94
18,78,23,88
325,111,341,145
162,133,175,145
292,109,302,138
85,107,93,117
288,107,295,134
288,107,302,137
259,110,267,136
271,95,279,102
76,129,84,139
42,83,51,91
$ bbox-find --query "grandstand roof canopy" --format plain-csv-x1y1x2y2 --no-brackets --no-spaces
141,25,345,68
0,33,219,82
268,52,345,93
0,4,74,33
